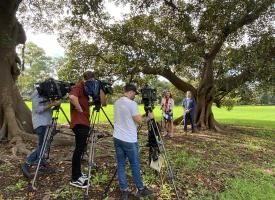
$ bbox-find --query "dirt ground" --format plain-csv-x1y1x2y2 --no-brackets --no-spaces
0,124,274,200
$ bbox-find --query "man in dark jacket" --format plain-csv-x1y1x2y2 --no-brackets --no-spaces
182,91,196,133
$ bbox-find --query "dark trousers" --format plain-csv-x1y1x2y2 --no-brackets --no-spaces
184,113,195,132
72,124,89,181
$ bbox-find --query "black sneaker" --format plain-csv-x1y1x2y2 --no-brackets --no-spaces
120,190,129,200
135,187,153,198
22,163,32,179
70,176,88,189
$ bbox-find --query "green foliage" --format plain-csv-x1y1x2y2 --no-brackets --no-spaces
159,183,173,200
6,180,27,192
0,162,15,173
52,184,82,199
142,169,158,185
17,42,55,98
17,0,274,118
91,170,109,186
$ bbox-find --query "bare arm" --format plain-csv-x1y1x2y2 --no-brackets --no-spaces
133,115,143,125
69,95,83,112
132,112,154,125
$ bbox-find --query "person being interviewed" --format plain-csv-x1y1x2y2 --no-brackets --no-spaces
69,71,106,189
182,91,196,133
161,90,174,137
113,84,153,200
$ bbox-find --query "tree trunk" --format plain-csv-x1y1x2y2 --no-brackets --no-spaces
174,59,224,131
195,59,223,131
0,0,33,141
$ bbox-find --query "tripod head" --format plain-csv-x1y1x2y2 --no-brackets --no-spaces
89,100,101,112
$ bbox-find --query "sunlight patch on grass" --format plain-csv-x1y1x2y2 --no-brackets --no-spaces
218,170,275,200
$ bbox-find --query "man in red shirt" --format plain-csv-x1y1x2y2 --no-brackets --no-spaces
69,71,106,188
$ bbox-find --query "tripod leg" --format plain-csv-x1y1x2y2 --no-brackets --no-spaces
101,107,114,129
103,168,117,197
31,126,52,189
85,134,95,196
59,106,71,124
149,120,181,200
85,110,99,197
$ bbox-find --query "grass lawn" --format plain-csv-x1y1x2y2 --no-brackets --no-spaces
2,103,272,199
25,102,275,129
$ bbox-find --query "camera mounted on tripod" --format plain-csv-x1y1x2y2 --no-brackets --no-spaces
84,79,113,110
36,78,73,101
141,85,157,113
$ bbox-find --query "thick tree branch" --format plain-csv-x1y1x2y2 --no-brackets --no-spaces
207,0,273,62
142,66,197,94
217,69,253,93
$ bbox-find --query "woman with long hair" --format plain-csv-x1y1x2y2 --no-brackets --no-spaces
161,90,174,137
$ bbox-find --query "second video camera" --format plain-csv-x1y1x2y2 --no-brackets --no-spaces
141,85,157,112
36,78,73,101
84,80,113,105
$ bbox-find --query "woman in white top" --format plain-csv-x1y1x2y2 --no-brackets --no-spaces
161,90,174,137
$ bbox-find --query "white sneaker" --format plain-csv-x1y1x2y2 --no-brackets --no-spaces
70,176,88,189
81,173,88,181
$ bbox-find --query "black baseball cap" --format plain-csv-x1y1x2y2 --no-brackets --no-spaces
124,84,140,94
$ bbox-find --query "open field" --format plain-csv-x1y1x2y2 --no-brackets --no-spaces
25,102,275,129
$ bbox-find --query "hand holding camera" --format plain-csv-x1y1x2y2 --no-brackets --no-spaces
147,112,154,120
50,100,61,107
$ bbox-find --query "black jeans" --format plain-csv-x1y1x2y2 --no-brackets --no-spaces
184,113,195,131
72,124,89,181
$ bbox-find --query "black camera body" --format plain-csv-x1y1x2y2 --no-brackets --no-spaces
84,80,113,105
100,81,113,95
36,78,73,101
141,85,157,112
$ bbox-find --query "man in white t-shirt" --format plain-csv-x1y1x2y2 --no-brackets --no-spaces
113,84,154,200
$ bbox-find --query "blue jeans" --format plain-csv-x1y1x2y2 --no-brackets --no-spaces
113,138,144,191
26,126,47,165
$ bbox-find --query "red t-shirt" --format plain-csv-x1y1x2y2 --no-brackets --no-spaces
69,81,90,128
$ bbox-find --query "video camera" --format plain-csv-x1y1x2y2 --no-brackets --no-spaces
36,78,73,101
141,85,157,112
140,85,159,156
84,80,113,105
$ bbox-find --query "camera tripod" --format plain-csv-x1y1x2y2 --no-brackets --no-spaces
84,104,114,200
145,110,181,200
31,105,70,190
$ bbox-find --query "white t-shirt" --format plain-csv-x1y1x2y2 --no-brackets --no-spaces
113,96,139,143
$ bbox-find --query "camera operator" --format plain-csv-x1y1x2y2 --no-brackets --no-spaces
68,71,106,189
113,84,154,200
21,89,61,178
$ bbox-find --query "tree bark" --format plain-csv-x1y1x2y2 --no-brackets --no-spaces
0,0,33,141
173,59,223,131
